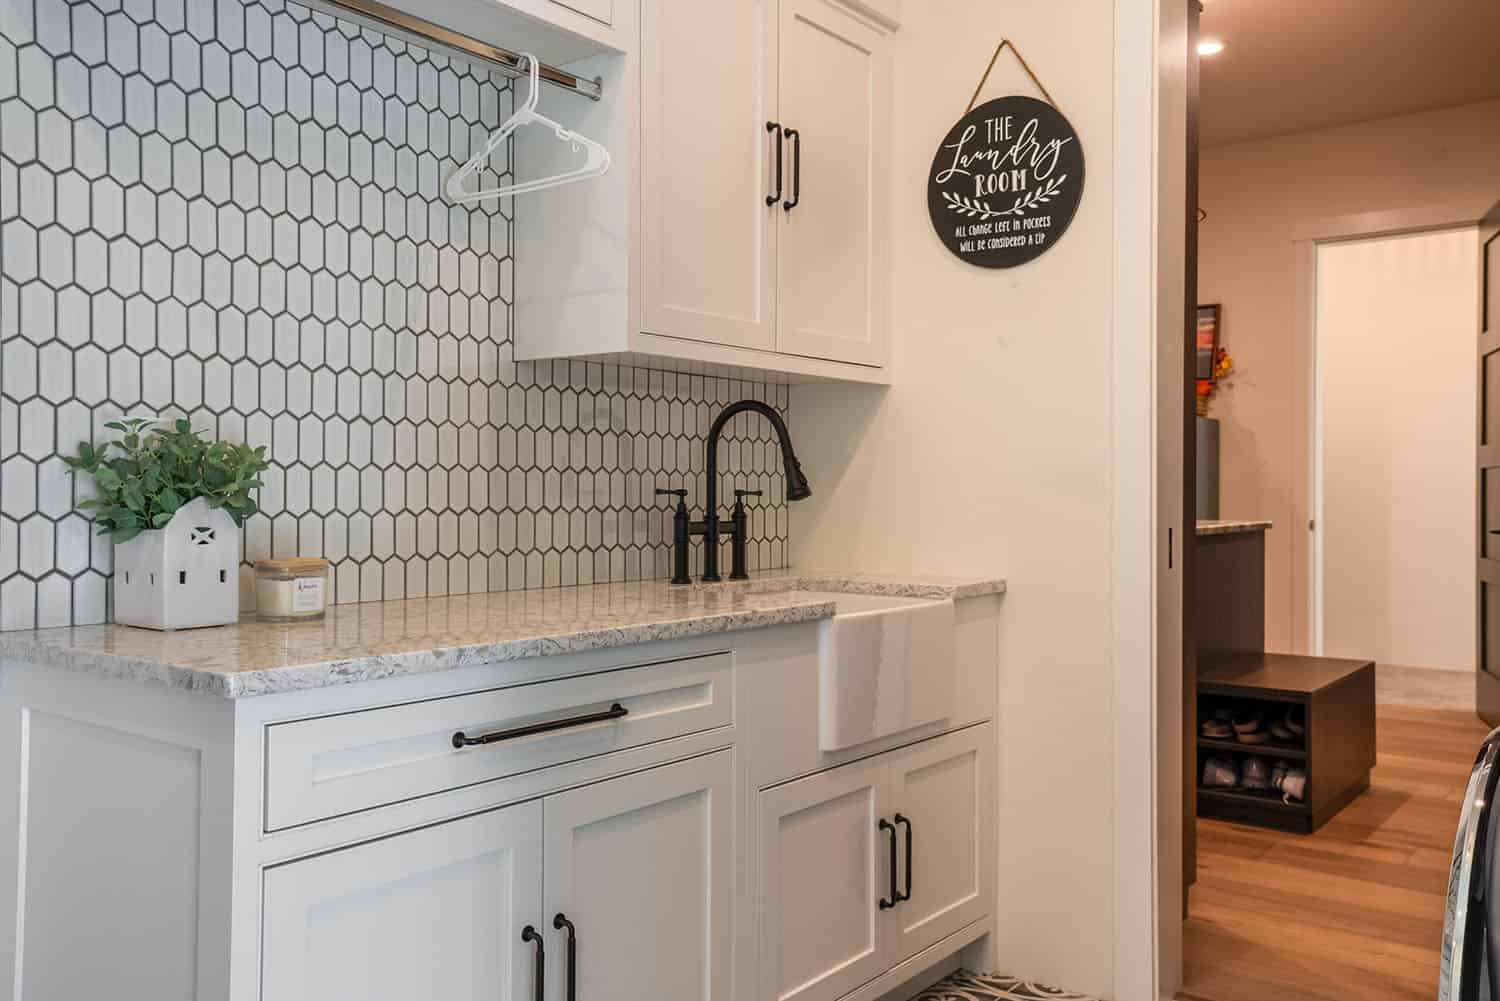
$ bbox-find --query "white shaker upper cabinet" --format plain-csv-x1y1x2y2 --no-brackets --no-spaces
261,802,544,1001
774,0,891,367
542,751,733,1001
642,0,780,352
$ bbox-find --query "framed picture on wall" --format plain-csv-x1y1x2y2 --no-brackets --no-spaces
1196,304,1222,382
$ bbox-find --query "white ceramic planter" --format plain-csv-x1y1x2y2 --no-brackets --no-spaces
112,497,242,630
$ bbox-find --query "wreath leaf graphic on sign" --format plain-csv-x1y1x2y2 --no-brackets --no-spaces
942,175,1068,220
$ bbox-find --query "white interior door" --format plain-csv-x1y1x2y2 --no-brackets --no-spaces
542,751,732,1001
757,756,892,1001
775,0,890,367
641,0,778,350
1313,228,1480,670
886,726,994,962
261,802,543,1001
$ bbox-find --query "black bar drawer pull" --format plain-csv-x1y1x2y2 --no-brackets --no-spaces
522,925,544,1001
878,818,898,910
894,813,912,903
554,913,577,1001
452,703,629,749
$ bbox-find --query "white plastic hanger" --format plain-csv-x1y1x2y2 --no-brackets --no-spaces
445,53,612,204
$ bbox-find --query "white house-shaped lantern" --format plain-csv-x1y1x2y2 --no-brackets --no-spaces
112,497,242,630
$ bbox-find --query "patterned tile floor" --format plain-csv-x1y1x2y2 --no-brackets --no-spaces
913,971,1098,1000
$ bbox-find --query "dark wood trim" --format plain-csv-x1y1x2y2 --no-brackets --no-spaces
1182,0,1202,908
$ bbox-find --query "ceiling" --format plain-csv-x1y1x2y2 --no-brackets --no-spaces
1199,0,1500,147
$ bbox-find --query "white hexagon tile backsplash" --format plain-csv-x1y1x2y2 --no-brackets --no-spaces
0,0,790,630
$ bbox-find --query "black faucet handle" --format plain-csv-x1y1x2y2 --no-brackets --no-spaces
655,488,688,502
734,489,763,500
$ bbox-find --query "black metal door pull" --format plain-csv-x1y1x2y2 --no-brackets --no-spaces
522,925,544,1001
878,818,898,910
452,703,628,749
554,913,577,1001
894,813,912,903
766,121,783,206
783,128,801,211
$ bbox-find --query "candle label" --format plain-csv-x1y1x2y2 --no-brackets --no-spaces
292,577,325,613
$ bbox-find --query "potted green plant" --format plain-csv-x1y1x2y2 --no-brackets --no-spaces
64,418,271,630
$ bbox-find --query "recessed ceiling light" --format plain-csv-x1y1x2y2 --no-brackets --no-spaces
1198,39,1225,56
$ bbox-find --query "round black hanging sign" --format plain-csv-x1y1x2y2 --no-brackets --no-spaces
927,95,1085,269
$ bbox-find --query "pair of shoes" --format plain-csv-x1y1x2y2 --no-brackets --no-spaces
1202,756,1238,789
1240,756,1271,791
1233,712,1270,745
1201,716,1233,739
1271,762,1307,803
1269,707,1306,743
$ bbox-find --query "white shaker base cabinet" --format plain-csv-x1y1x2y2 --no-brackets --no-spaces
757,726,995,1001
0,594,1002,1001
261,803,545,1001
543,751,733,1001
262,751,732,1001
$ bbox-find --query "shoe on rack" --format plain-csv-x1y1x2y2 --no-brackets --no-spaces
1234,711,1270,745
1202,756,1239,789
1273,766,1307,803
1240,756,1271,791
1201,718,1233,739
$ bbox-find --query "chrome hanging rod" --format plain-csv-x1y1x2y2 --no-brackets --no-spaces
315,0,604,101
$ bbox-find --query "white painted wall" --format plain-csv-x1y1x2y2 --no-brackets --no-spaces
788,2,1171,996
1314,228,1479,672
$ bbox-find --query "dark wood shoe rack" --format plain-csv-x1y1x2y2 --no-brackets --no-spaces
1198,654,1375,833
1192,525,1377,836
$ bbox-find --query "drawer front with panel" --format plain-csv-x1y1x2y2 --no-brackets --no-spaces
264,652,733,830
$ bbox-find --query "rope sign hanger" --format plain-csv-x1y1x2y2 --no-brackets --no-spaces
965,38,1059,115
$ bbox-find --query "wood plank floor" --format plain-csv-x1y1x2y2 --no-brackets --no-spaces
1181,705,1492,1001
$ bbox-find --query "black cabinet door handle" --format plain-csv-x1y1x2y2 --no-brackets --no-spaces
552,918,573,1001
783,128,801,211
453,703,628,749
894,813,912,903
522,925,544,1001
878,818,898,910
766,121,783,206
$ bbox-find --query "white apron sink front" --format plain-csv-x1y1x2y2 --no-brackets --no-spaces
794,592,956,752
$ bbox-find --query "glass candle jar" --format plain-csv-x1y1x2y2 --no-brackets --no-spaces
254,558,330,622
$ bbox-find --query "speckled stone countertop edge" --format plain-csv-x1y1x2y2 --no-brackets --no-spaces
0,570,1006,698
0,600,841,699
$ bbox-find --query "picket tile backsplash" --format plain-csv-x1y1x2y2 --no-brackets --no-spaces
0,0,789,630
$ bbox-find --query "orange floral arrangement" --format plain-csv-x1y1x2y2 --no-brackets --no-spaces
1195,348,1235,417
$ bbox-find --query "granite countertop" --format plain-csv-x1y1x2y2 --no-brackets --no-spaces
0,570,1006,698
1196,519,1273,537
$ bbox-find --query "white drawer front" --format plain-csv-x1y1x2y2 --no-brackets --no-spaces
264,653,733,831
552,0,611,25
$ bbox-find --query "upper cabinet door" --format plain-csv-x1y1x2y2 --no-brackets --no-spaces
775,0,891,367
641,0,780,351
542,751,733,1001
758,756,893,1001
261,802,544,1001
887,726,994,963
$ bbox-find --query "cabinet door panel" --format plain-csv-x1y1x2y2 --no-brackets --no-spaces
888,726,994,961
261,803,543,1001
776,0,890,366
642,0,778,350
543,751,732,1001
758,756,891,1001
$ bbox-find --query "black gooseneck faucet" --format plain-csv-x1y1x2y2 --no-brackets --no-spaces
699,400,812,582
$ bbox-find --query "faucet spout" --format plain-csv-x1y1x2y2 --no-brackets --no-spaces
701,400,811,582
